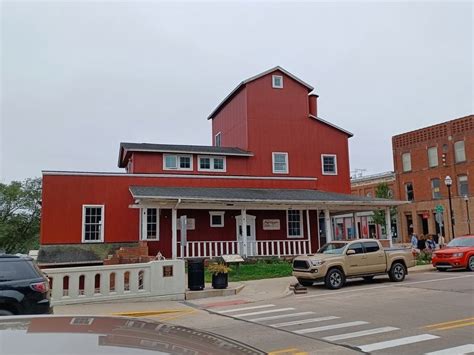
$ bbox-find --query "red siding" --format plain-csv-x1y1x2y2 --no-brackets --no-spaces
41,174,317,246
212,88,248,150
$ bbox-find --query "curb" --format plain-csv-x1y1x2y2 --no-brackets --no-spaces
185,284,245,301
410,266,436,273
111,309,189,317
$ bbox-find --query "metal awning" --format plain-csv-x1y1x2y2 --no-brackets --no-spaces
129,186,406,212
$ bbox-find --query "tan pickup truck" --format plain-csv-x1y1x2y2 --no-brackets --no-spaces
292,239,415,289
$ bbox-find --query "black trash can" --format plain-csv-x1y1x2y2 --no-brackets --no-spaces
187,258,205,291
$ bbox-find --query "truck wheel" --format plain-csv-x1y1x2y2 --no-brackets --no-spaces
325,269,345,289
298,279,314,287
389,262,406,282
0,309,14,316
468,256,474,272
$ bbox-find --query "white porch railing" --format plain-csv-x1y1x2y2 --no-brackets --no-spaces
43,260,185,306
178,239,311,258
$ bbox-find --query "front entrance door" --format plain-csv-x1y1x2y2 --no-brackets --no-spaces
236,215,256,256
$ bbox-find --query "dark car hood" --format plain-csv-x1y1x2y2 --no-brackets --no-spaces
0,315,266,355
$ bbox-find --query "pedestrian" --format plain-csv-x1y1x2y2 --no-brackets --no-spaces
438,234,446,249
426,235,436,252
417,235,426,251
411,233,418,249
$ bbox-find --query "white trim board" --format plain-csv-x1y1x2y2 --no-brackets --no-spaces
42,171,317,181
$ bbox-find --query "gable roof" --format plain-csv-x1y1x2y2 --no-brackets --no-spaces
207,66,315,120
118,142,253,167
309,114,354,137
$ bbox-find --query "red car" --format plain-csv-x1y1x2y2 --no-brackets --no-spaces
432,236,474,271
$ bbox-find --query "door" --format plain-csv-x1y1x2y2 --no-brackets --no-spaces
345,242,367,275
363,241,386,273
236,215,256,256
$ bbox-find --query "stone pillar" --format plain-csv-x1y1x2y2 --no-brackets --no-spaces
324,209,332,242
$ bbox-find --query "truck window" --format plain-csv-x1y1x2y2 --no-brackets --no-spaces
0,260,40,282
347,243,364,254
363,241,380,253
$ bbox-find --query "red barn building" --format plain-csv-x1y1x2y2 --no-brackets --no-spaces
40,67,400,263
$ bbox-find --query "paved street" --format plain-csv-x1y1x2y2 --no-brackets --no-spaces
178,271,474,354
56,270,474,354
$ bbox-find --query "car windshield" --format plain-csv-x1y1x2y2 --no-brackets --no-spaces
447,238,474,248
317,242,347,255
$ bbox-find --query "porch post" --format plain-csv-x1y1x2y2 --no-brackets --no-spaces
306,210,312,254
353,212,360,239
172,208,178,259
385,207,393,247
324,209,333,242
241,209,248,257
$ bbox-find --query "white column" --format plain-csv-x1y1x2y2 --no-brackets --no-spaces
172,208,178,259
306,210,312,254
385,207,393,247
353,212,360,239
241,209,248,257
324,209,332,242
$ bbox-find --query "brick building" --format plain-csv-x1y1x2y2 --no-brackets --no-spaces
392,115,474,242
349,172,398,240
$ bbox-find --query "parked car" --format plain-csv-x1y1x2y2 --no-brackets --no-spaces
292,239,416,289
0,315,266,354
432,235,474,271
0,254,52,315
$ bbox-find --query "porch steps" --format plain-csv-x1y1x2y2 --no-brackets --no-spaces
185,283,245,300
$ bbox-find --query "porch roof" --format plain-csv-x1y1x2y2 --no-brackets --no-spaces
129,186,406,211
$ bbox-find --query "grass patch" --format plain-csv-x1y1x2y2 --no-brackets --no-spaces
205,259,293,283
416,252,432,266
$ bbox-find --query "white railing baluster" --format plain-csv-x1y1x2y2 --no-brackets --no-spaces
209,242,213,259
277,242,281,257
271,241,275,256
302,241,306,255
297,241,302,255
283,242,287,256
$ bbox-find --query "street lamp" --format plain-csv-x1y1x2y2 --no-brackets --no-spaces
464,195,471,235
445,176,455,239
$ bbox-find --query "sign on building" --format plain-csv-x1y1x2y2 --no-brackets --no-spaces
262,219,280,230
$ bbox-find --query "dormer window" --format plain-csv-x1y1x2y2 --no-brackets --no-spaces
163,154,192,171
198,156,226,172
272,75,283,89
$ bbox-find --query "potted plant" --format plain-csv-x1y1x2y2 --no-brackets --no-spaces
208,263,230,289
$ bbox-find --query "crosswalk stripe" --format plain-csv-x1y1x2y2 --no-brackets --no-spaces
271,316,340,328
294,321,368,334
233,308,295,317
425,344,474,355
217,304,275,314
249,311,315,322
322,326,399,341
358,334,439,352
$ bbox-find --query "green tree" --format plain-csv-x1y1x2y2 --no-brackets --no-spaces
0,178,42,254
372,182,397,234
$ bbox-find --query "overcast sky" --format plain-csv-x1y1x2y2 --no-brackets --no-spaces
1,1,472,183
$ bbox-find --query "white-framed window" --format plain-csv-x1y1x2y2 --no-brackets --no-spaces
82,205,104,243
287,210,303,238
431,178,441,199
141,208,159,240
454,140,466,163
272,75,283,89
198,156,226,172
209,211,225,227
321,154,337,175
458,175,469,196
428,147,438,168
163,154,193,171
272,152,288,174
215,132,222,147
402,152,412,172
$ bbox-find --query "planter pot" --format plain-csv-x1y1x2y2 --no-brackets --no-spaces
211,272,228,289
